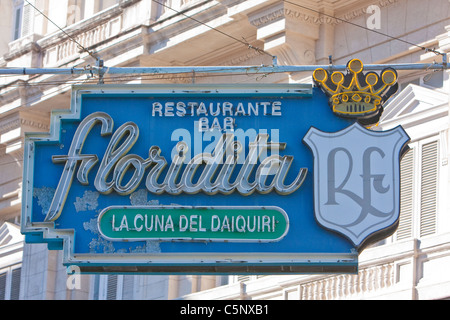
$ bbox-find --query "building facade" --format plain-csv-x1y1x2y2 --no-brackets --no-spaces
0,0,449,299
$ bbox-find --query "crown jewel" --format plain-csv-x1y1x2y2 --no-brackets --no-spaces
313,59,398,126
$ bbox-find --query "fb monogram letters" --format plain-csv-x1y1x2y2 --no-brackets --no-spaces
304,123,410,248
326,146,392,226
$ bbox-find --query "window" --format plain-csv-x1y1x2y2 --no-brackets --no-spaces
0,266,21,300
420,141,438,237
12,0,36,39
0,272,6,299
397,147,414,240
105,274,119,300
396,138,439,241
92,274,135,300
12,1,24,40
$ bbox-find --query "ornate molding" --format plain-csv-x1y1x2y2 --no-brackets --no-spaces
222,49,263,66
0,118,21,135
249,8,285,27
248,0,399,28
249,7,322,28
283,8,323,25
334,0,399,24
4,40,42,62
0,112,49,136
19,117,50,132
299,263,395,299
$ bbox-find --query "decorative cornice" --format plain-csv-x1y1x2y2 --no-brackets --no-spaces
222,49,263,66
0,118,21,135
4,40,42,62
248,0,399,28
249,7,323,28
334,0,399,24
249,8,285,27
284,8,324,25
20,117,50,132
0,112,49,135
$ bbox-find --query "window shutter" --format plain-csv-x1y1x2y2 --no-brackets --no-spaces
9,268,21,300
237,275,251,282
13,6,23,40
397,149,414,240
121,275,135,300
106,274,118,300
0,272,6,300
21,1,34,37
420,141,438,237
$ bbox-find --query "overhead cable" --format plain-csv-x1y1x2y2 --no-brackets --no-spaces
283,0,446,57
150,0,276,63
24,0,99,61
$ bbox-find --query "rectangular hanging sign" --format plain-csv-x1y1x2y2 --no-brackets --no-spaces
21,66,408,274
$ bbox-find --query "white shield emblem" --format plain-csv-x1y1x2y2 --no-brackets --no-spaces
303,123,410,249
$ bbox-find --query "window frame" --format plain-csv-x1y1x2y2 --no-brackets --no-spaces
0,264,22,300
12,0,24,41
394,135,440,242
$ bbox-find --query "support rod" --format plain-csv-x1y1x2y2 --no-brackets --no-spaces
0,60,447,77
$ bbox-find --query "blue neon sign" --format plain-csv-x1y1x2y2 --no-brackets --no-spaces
21,83,408,274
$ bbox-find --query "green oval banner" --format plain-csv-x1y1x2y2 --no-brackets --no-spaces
98,206,289,242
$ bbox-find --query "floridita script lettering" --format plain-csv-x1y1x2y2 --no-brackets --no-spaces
44,112,307,221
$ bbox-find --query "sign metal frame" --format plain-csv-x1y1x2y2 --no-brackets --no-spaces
21,83,384,274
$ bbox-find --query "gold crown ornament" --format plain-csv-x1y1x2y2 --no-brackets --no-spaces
313,59,398,126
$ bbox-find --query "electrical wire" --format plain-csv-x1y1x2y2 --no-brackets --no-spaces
42,69,273,103
2,0,445,88
0,3,445,164
283,0,445,57
0,70,275,112
150,0,276,62
0,70,274,87
14,0,447,72
24,0,99,61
